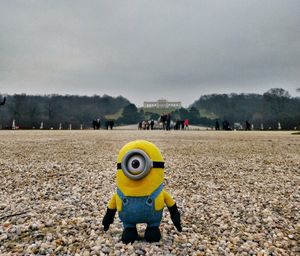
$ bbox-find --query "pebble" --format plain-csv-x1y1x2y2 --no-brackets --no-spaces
101,246,111,254
0,234,8,241
92,245,101,251
115,242,123,248
135,249,145,255
30,223,39,231
83,249,90,256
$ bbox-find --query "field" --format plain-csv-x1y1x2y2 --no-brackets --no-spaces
0,130,299,255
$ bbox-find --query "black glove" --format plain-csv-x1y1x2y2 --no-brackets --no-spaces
168,203,182,232
102,208,117,231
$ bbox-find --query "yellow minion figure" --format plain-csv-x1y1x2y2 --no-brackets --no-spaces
102,140,182,243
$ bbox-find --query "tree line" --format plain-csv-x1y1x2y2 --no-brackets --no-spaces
191,88,300,129
0,94,130,129
0,88,299,129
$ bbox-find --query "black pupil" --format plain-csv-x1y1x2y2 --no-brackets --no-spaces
131,159,140,169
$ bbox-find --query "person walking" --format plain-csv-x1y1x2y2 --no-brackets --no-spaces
166,113,171,131
150,119,154,130
215,120,220,130
184,119,189,130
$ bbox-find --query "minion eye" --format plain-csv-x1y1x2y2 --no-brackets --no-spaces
121,149,153,180
127,155,146,175
131,159,140,169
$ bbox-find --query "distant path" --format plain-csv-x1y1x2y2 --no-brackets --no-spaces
114,124,211,130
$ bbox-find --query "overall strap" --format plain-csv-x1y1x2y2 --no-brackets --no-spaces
116,187,129,205
146,183,164,206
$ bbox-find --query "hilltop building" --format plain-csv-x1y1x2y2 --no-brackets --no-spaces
143,99,182,109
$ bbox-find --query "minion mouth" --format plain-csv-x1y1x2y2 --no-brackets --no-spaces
117,149,164,180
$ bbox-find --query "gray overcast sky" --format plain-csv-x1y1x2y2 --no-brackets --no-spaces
0,0,299,106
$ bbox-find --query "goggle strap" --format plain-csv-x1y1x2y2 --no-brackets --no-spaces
117,161,164,169
153,161,165,168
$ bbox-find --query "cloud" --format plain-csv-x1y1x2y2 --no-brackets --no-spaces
0,0,300,106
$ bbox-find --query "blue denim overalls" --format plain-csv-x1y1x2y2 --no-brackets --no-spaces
117,183,164,228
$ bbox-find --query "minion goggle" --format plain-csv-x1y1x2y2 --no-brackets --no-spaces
117,149,164,180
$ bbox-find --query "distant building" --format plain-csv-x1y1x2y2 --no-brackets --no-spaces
143,99,182,109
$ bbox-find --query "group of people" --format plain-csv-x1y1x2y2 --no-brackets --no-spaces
160,113,172,130
215,120,231,130
215,120,233,130
138,113,190,131
215,119,252,131
92,119,114,130
138,120,155,130
174,119,189,130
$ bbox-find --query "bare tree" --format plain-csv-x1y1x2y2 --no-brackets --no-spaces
0,96,6,106
297,88,300,93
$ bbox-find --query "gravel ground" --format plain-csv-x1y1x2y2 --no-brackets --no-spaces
0,130,299,256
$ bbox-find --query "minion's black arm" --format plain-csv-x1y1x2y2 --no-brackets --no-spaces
102,208,117,231
168,203,182,232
